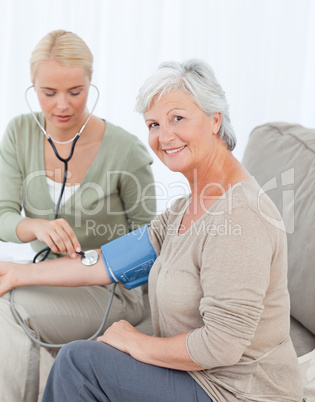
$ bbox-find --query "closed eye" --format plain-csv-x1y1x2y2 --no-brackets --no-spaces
69,86,85,96
44,92,56,97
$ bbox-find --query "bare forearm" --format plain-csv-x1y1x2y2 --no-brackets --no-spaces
3,250,111,291
133,333,205,371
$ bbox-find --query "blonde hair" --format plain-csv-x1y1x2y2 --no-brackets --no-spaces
30,30,93,84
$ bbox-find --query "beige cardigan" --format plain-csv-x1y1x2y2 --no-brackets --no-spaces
148,177,303,401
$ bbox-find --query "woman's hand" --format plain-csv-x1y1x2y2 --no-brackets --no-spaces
97,320,141,356
17,218,81,257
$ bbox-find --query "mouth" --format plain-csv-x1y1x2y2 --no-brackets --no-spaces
55,115,72,122
164,145,187,155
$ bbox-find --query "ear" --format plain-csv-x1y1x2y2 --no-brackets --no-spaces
212,113,222,135
32,81,38,93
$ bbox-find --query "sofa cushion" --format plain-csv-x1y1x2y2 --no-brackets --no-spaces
242,122,315,335
290,317,315,357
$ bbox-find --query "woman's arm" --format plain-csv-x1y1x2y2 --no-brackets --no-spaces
0,249,111,296
0,119,26,243
97,320,205,371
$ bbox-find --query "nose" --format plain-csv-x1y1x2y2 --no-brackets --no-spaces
159,124,176,144
56,93,70,111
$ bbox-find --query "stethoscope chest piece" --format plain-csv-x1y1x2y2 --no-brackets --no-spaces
81,250,99,266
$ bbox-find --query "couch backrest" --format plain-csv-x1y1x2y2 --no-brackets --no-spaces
242,122,315,335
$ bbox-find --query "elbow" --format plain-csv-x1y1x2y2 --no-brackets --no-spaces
187,330,250,369
219,346,245,367
201,346,245,369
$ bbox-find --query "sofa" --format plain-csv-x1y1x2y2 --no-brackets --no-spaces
242,121,315,358
242,122,315,400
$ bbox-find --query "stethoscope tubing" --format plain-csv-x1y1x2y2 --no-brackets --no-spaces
32,135,80,263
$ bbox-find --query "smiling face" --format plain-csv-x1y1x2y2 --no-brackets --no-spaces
145,90,222,177
33,60,90,136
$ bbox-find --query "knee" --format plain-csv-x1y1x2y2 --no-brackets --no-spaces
55,340,108,370
43,341,92,401
55,340,88,366
52,340,115,387
49,340,91,387
56,340,125,377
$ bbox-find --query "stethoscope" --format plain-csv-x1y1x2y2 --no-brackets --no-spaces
25,83,99,263
10,83,117,348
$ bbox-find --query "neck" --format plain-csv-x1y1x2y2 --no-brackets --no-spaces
45,110,91,144
186,147,249,200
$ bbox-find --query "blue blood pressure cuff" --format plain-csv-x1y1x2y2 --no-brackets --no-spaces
100,224,156,289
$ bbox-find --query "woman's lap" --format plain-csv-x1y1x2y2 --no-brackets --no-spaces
43,340,212,402
8,284,144,344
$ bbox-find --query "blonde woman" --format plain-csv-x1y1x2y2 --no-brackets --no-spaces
0,30,155,402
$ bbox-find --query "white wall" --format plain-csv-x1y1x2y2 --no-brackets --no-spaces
1,0,315,259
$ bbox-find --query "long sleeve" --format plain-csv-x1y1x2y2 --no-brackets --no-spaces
0,118,26,242
186,207,273,368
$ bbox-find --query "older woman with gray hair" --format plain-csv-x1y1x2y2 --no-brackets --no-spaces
0,59,303,401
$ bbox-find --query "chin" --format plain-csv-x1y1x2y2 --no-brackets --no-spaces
164,162,186,174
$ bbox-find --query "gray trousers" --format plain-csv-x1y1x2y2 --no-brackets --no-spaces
42,340,213,402
0,285,144,402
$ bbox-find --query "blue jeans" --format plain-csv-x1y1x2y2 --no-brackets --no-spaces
42,340,213,402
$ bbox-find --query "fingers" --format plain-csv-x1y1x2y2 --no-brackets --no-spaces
37,219,81,257
96,320,134,341
96,321,138,356
53,219,81,257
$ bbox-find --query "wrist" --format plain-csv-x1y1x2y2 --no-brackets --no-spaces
16,218,38,242
16,262,35,287
128,332,153,362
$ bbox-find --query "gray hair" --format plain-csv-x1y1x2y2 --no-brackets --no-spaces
135,59,236,151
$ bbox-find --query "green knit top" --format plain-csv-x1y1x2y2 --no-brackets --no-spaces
0,113,155,257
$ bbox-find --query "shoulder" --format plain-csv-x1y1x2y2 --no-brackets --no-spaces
4,113,43,140
212,176,286,246
168,194,191,215
1,114,44,164
105,121,142,146
151,194,190,228
104,121,153,168
232,176,283,226
6,112,43,129
214,176,282,220
148,196,190,253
